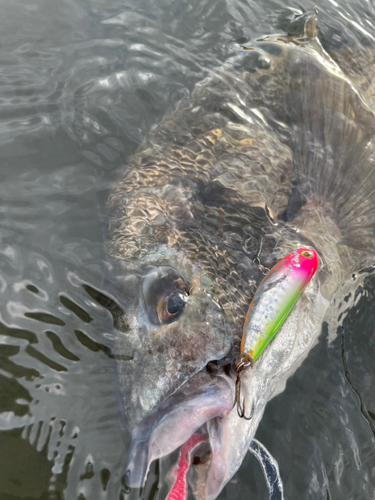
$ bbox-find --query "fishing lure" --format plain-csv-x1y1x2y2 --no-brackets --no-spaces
234,248,318,419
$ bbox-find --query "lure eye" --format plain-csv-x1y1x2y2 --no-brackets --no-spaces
142,266,189,325
301,250,313,258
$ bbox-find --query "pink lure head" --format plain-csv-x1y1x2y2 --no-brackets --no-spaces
277,247,318,284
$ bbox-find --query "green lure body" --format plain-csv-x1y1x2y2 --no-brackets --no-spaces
241,248,318,363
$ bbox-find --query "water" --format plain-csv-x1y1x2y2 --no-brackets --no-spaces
1,0,375,499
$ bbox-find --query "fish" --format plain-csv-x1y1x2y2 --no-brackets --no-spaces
106,12,375,499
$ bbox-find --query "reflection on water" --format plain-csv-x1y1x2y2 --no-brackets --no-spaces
1,0,375,498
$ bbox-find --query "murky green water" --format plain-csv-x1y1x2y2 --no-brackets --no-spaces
1,0,375,499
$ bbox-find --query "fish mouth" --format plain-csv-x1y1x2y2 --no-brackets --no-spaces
124,368,235,496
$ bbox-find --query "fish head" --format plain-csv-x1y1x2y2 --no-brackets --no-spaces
116,235,324,496
109,204,292,493
112,245,233,430
108,201,277,490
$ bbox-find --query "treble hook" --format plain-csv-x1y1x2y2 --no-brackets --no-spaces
234,358,255,420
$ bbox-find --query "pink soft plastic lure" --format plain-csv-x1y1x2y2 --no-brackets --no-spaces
166,434,205,500
235,248,318,419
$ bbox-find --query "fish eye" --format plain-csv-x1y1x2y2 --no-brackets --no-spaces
142,266,189,325
166,290,187,316
301,250,313,258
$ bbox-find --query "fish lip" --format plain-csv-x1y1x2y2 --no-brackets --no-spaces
124,369,235,489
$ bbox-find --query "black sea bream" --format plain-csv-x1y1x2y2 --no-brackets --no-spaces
107,13,375,499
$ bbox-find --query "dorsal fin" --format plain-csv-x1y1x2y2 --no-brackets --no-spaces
304,11,317,39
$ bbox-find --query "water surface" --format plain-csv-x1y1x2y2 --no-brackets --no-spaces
1,0,375,499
